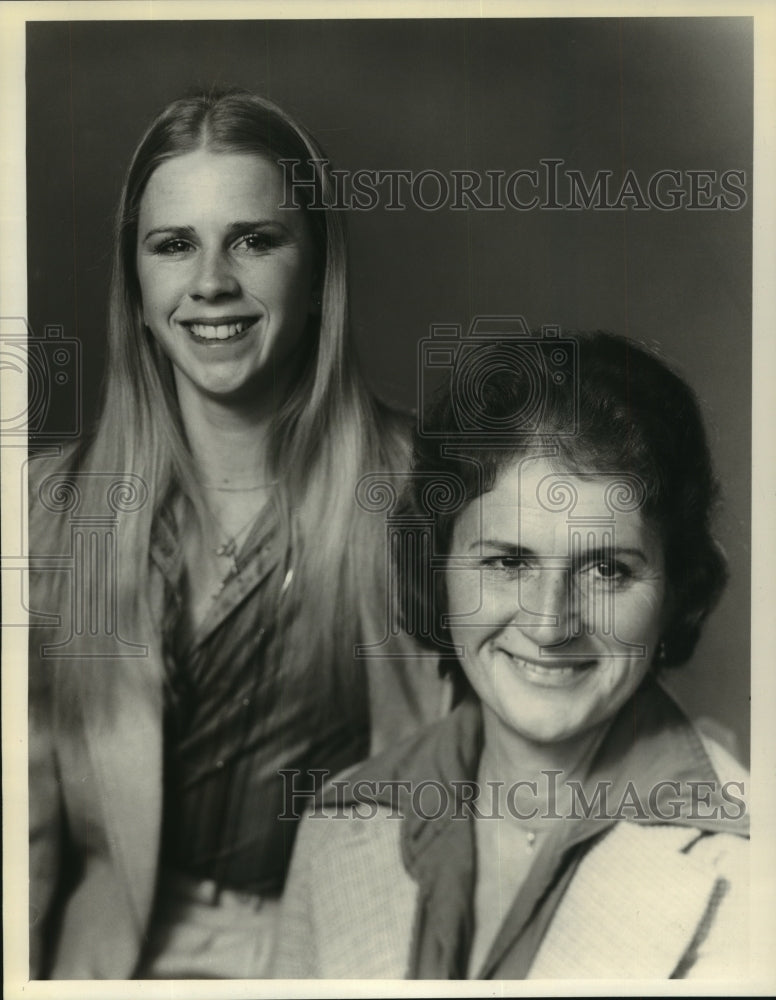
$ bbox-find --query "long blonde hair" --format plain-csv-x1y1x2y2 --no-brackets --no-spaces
30,91,407,716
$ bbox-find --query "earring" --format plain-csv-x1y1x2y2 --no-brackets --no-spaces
655,639,667,664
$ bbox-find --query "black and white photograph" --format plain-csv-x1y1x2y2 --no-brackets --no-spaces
2,2,775,995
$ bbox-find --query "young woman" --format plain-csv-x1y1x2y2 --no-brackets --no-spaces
28,90,445,980
275,332,749,980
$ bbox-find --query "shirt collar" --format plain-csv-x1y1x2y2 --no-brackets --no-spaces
333,673,748,865
326,676,747,980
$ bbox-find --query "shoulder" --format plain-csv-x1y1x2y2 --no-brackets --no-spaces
370,397,414,466
597,819,747,875
292,792,405,868
372,396,414,436
276,791,415,978
28,446,81,543
602,823,749,964
531,822,749,979
693,719,749,788
28,444,80,487
282,705,476,921
327,696,479,799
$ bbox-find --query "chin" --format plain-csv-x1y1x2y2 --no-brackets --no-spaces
502,707,605,747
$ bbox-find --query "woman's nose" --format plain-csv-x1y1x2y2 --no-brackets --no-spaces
511,566,580,645
190,249,240,300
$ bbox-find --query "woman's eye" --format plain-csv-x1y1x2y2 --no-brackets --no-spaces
235,233,275,253
586,560,632,584
481,556,527,575
155,239,192,255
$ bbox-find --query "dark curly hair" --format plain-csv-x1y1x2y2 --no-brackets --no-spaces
395,330,727,678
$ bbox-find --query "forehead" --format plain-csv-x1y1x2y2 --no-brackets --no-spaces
456,456,653,544
139,149,292,220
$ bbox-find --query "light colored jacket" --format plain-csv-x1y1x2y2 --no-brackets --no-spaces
29,654,163,979
276,801,747,979
28,646,446,979
274,706,749,980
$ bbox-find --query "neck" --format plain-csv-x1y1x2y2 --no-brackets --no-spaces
478,705,607,820
175,377,276,487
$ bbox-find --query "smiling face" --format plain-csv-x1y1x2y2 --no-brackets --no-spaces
446,456,669,747
136,149,317,406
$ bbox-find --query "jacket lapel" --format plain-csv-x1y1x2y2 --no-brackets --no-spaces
528,823,724,979
79,652,163,957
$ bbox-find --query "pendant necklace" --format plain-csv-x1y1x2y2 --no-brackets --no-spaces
203,480,279,597
211,511,259,596
523,828,549,852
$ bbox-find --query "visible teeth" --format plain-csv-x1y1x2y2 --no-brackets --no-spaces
188,321,249,340
504,652,593,680
520,659,578,679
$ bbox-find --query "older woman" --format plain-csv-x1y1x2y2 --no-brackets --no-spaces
275,330,749,980
27,90,445,980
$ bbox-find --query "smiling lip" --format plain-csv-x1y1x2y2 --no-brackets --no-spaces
497,648,597,687
181,317,258,343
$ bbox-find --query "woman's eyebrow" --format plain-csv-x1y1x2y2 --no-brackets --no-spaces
573,545,648,564
468,540,529,555
468,539,648,563
140,224,196,242
226,220,293,237
139,220,293,243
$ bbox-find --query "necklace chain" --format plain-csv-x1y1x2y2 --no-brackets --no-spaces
202,477,277,595
202,480,279,493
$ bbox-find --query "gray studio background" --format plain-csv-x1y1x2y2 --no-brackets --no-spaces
26,18,752,758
